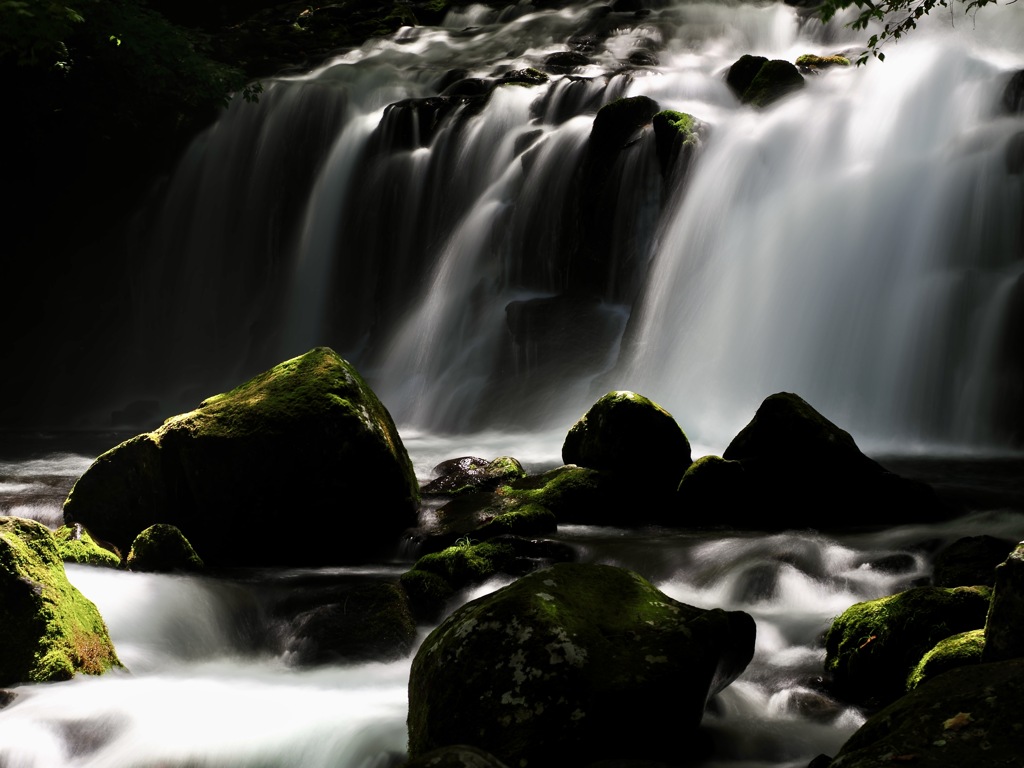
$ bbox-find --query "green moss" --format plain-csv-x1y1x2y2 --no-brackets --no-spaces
476,504,557,539
741,60,805,108
0,517,123,685
413,540,518,588
54,524,121,568
126,523,204,572
907,628,985,690
400,568,457,621
824,585,992,707
795,54,851,69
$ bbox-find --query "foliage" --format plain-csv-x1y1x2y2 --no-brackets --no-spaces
817,0,1004,64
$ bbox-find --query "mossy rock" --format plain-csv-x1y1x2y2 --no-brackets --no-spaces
907,629,985,691
589,97,660,155
828,659,1024,768
795,54,851,73
400,567,457,622
562,391,692,500
423,456,527,496
408,563,755,766
725,54,767,98
722,392,949,529
676,455,748,522
501,68,549,87
54,523,120,568
932,535,1016,588
0,517,123,685
651,109,705,177
736,59,804,108
475,504,557,540
126,523,204,573
500,465,632,525
63,348,418,567
824,585,992,709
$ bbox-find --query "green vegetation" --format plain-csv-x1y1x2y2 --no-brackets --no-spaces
795,53,852,69
906,628,985,690
126,523,204,572
54,524,121,567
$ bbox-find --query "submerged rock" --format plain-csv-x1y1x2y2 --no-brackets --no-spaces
63,347,418,567
0,517,123,685
408,562,755,766
563,391,692,499
824,585,992,708
126,523,204,572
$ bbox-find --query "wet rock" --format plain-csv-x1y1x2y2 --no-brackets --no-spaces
54,523,120,568
501,465,630,525
423,456,527,496
408,563,756,766
126,523,204,573
544,51,591,74
0,517,123,685
588,96,660,155
63,347,418,567
827,659,1024,768
932,535,1016,587
742,59,805,107
651,109,705,177
982,541,1024,662
501,68,549,87
725,54,767,99
563,390,692,499
824,585,992,708
1002,69,1024,114
722,392,949,529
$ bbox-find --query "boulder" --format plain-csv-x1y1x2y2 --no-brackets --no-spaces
741,59,805,107
676,455,748,520
824,585,992,708
408,563,755,766
501,465,633,525
1003,69,1024,114
0,517,123,685
63,347,419,567
562,391,692,498
982,541,1024,662
725,54,768,98
543,51,590,74
588,97,660,156
722,392,948,528
54,523,120,568
932,535,1016,587
423,456,527,496
826,659,1024,768
651,110,705,177
126,523,204,572
907,629,985,690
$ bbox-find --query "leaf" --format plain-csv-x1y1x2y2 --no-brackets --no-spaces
943,712,973,731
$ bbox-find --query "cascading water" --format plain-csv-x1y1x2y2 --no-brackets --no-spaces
113,0,1021,452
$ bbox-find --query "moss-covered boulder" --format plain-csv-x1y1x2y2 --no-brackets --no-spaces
932,535,1016,588
500,465,632,525
721,392,948,529
742,59,805,107
676,455,748,521
0,517,123,685
982,541,1024,663
63,347,418,567
423,456,527,496
827,659,1024,768
824,586,992,708
408,563,755,766
562,391,692,500
795,54,851,73
907,629,985,690
126,523,204,573
54,523,120,568
726,54,768,99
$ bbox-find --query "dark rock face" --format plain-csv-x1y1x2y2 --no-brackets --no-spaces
651,110,705,177
721,392,949,529
827,659,1024,768
563,390,692,497
1003,69,1024,114
126,523,204,573
983,541,1024,663
63,347,419,567
824,585,992,708
0,517,123,685
404,745,511,768
727,56,804,107
408,563,755,767
932,535,1017,587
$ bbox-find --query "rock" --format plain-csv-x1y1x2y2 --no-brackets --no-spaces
377,96,472,150
722,392,948,529
501,465,631,525
404,745,510,768
54,523,120,568
501,68,549,87
63,347,418,567
794,54,851,73
474,504,557,540
589,97,660,155
676,455,748,520
126,523,204,572
744,59,805,107
563,391,692,498
400,568,457,622
651,110,705,177
0,517,123,685
1003,69,1024,114
285,582,415,665
827,659,1024,768
423,456,527,496
543,51,591,74
907,629,985,690
982,541,1024,662
823,585,992,708
932,535,1016,587
407,563,755,767
725,54,768,99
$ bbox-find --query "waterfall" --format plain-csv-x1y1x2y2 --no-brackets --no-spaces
116,0,1024,452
